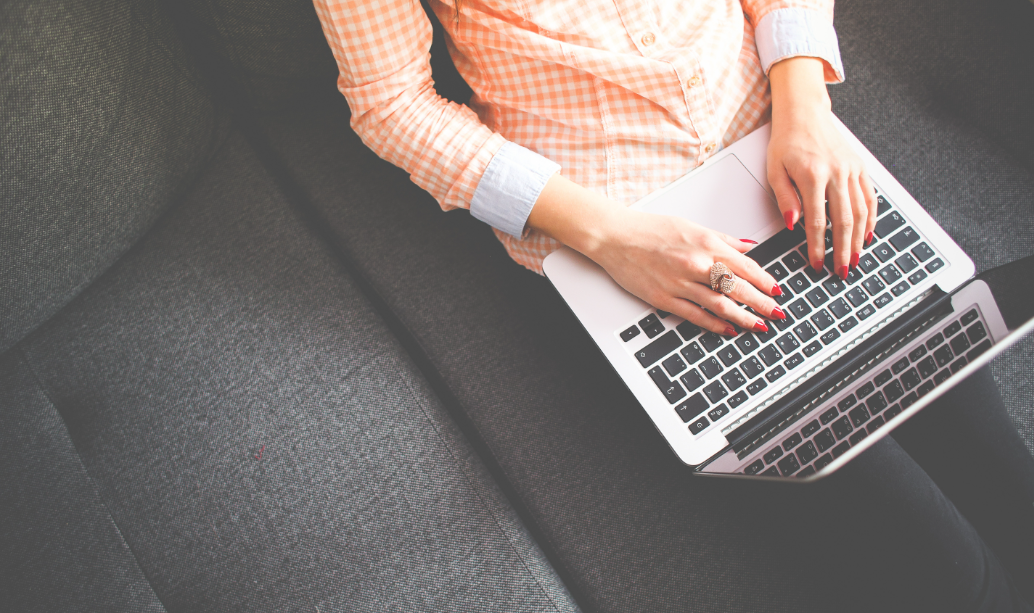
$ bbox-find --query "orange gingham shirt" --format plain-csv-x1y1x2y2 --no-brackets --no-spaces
314,0,844,273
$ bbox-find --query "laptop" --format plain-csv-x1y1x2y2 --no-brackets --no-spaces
542,118,1034,480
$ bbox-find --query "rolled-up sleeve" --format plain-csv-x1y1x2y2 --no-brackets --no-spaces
741,0,845,83
313,0,559,237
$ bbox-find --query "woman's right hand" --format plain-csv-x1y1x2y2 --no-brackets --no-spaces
584,207,785,336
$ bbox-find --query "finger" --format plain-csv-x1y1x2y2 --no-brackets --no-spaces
725,271,782,325
799,176,828,273
716,232,761,253
768,160,802,231
714,241,782,299
827,173,853,280
662,294,739,337
860,172,878,248
848,174,868,268
680,282,769,334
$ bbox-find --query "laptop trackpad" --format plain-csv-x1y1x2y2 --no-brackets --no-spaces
639,154,783,242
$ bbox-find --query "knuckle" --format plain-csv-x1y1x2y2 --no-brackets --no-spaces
834,219,852,233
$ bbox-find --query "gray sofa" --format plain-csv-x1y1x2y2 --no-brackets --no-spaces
2,0,1032,611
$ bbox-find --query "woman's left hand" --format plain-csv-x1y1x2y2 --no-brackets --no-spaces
767,57,877,281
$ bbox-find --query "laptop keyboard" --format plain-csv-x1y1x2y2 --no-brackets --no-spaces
617,190,949,438
736,306,992,477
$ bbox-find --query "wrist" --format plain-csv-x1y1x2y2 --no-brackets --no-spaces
769,57,831,123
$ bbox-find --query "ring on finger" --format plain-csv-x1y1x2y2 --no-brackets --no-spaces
709,262,737,295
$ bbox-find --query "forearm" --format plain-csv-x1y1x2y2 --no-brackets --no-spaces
769,56,830,124
525,173,623,260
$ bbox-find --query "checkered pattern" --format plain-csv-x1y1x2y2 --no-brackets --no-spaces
314,0,838,273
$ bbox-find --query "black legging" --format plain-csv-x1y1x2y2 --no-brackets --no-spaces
752,365,1034,611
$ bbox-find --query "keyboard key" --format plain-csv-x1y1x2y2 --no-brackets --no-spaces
901,368,921,391
846,287,868,307
849,406,870,427
874,211,906,238
821,406,841,425
884,404,902,420
832,416,854,440
721,368,747,391
873,293,893,309
703,380,728,404
944,320,962,338
879,265,902,285
831,441,852,459
735,334,761,355
815,453,834,469
862,276,886,296
657,310,670,318
805,287,830,307
810,309,835,331
782,250,808,272
797,440,819,465
639,313,659,330
889,227,920,251
961,309,979,326
744,459,765,475
872,243,896,263
912,242,935,262
967,339,992,362
674,393,709,422
895,253,919,274
708,404,731,420
805,265,827,283
648,367,687,404
634,330,682,367
820,329,841,345
802,341,822,358
761,466,780,476
680,369,705,392
689,416,710,435
829,298,852,319
699,357,724,379
741,356,765,379
783,432,803,451
787,298,812,319
699,332,725,353
874,369,893,387
846,267,864,285
662,354,688,376
755,325,779,344
822,276,847,296
815,428,836,451
746,378,768,396
867,391,888,415
680,342,706,364
802,419,821,438
876,194,891,216
884,380,904,403
849,429,869,446
776,333,800,355
676,320,702,341
765,365,787,383
716,345,742,367
867,415,886,434
763,446,783,464
620,326,640,342
917,356,937,379
838,316,859,333
758,345,782,366
933,370,951,386
856,304,876,320
797,466,816,478
784,353,805,370
950,332,971,355
643,322,665,338
786,272,811,295
916,379,935,397
856,381,875,399
926,333,944,351
857,253,880,274
890,281,910,297
778,453,801,476
892,357,910,374
766,261,790,281
950,357,968,374
746,225,807,267
926,258,945,273
775,285,794,305
908,269,928,285
838,395,857,411
794,321,818,343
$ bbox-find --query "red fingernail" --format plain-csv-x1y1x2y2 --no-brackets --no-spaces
771,306,786,320
865,231,874,246
724,326,737,337
851,252,860,269
771,284,783,296
740,238,758,244
784,211,794,231
812,260,824,272
838,265,848,281
753,320,769,333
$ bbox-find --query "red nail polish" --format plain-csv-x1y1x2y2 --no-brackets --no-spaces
771,306,786,320
838,265,848,281
812,260,824,272
771,284,783,296
740,238,758,244
865,231,874,246
850,252,860,269
753,320,769,333
723,326,737,337
784,211,794,231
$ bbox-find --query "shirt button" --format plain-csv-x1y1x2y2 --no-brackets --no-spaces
704,142,717,154
688,75,702,87
641,32,656,46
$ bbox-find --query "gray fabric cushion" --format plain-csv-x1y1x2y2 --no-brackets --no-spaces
0,0,224,355
14,131,579,613
0,351,167,613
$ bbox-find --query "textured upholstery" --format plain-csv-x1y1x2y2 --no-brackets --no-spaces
0,0,224,354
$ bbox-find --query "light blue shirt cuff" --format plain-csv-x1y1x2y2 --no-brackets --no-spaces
755,8,845,82
470,141,561,239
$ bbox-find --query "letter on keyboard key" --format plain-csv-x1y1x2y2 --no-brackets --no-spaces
734,334,760,355
703,380,728,404
777,453,801,476
858,253,880,274
634,330,682,367
797,441,819,465
674,393,709,422
758,345,782,366
810,309,834,331
872,243,896,263
787,298,812,319
786,273,811,294
831,416,854,440
874,211,906,238
814,429,836,452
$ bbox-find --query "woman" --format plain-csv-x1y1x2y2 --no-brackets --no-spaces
315,0,1034,608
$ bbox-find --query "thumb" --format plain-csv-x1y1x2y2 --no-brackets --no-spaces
769,163,802,231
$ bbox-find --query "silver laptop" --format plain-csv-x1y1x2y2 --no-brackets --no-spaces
543,118,1034,480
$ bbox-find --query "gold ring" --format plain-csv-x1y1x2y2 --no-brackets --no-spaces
709,262,737,295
